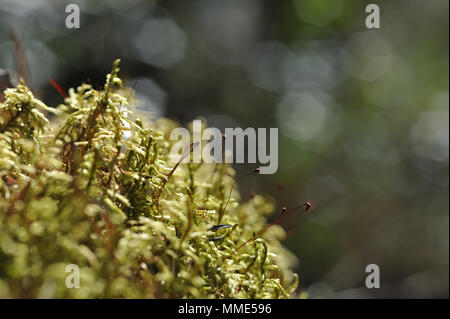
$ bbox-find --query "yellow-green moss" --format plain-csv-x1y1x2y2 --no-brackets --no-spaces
0,60,298,298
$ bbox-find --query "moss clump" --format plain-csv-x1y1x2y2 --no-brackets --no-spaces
0,60,298,298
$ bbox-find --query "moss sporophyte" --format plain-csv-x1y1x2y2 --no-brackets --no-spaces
0,59,308,298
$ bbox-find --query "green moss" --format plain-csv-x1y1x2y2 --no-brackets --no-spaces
0,60,298,298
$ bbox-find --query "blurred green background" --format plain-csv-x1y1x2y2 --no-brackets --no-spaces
0,0,448,298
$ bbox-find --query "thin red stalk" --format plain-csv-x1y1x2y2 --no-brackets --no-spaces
207,133,226,186
50,76,67,99
229,202,312,256
155,141,200,201
277,202,312,230
218,167,260,224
